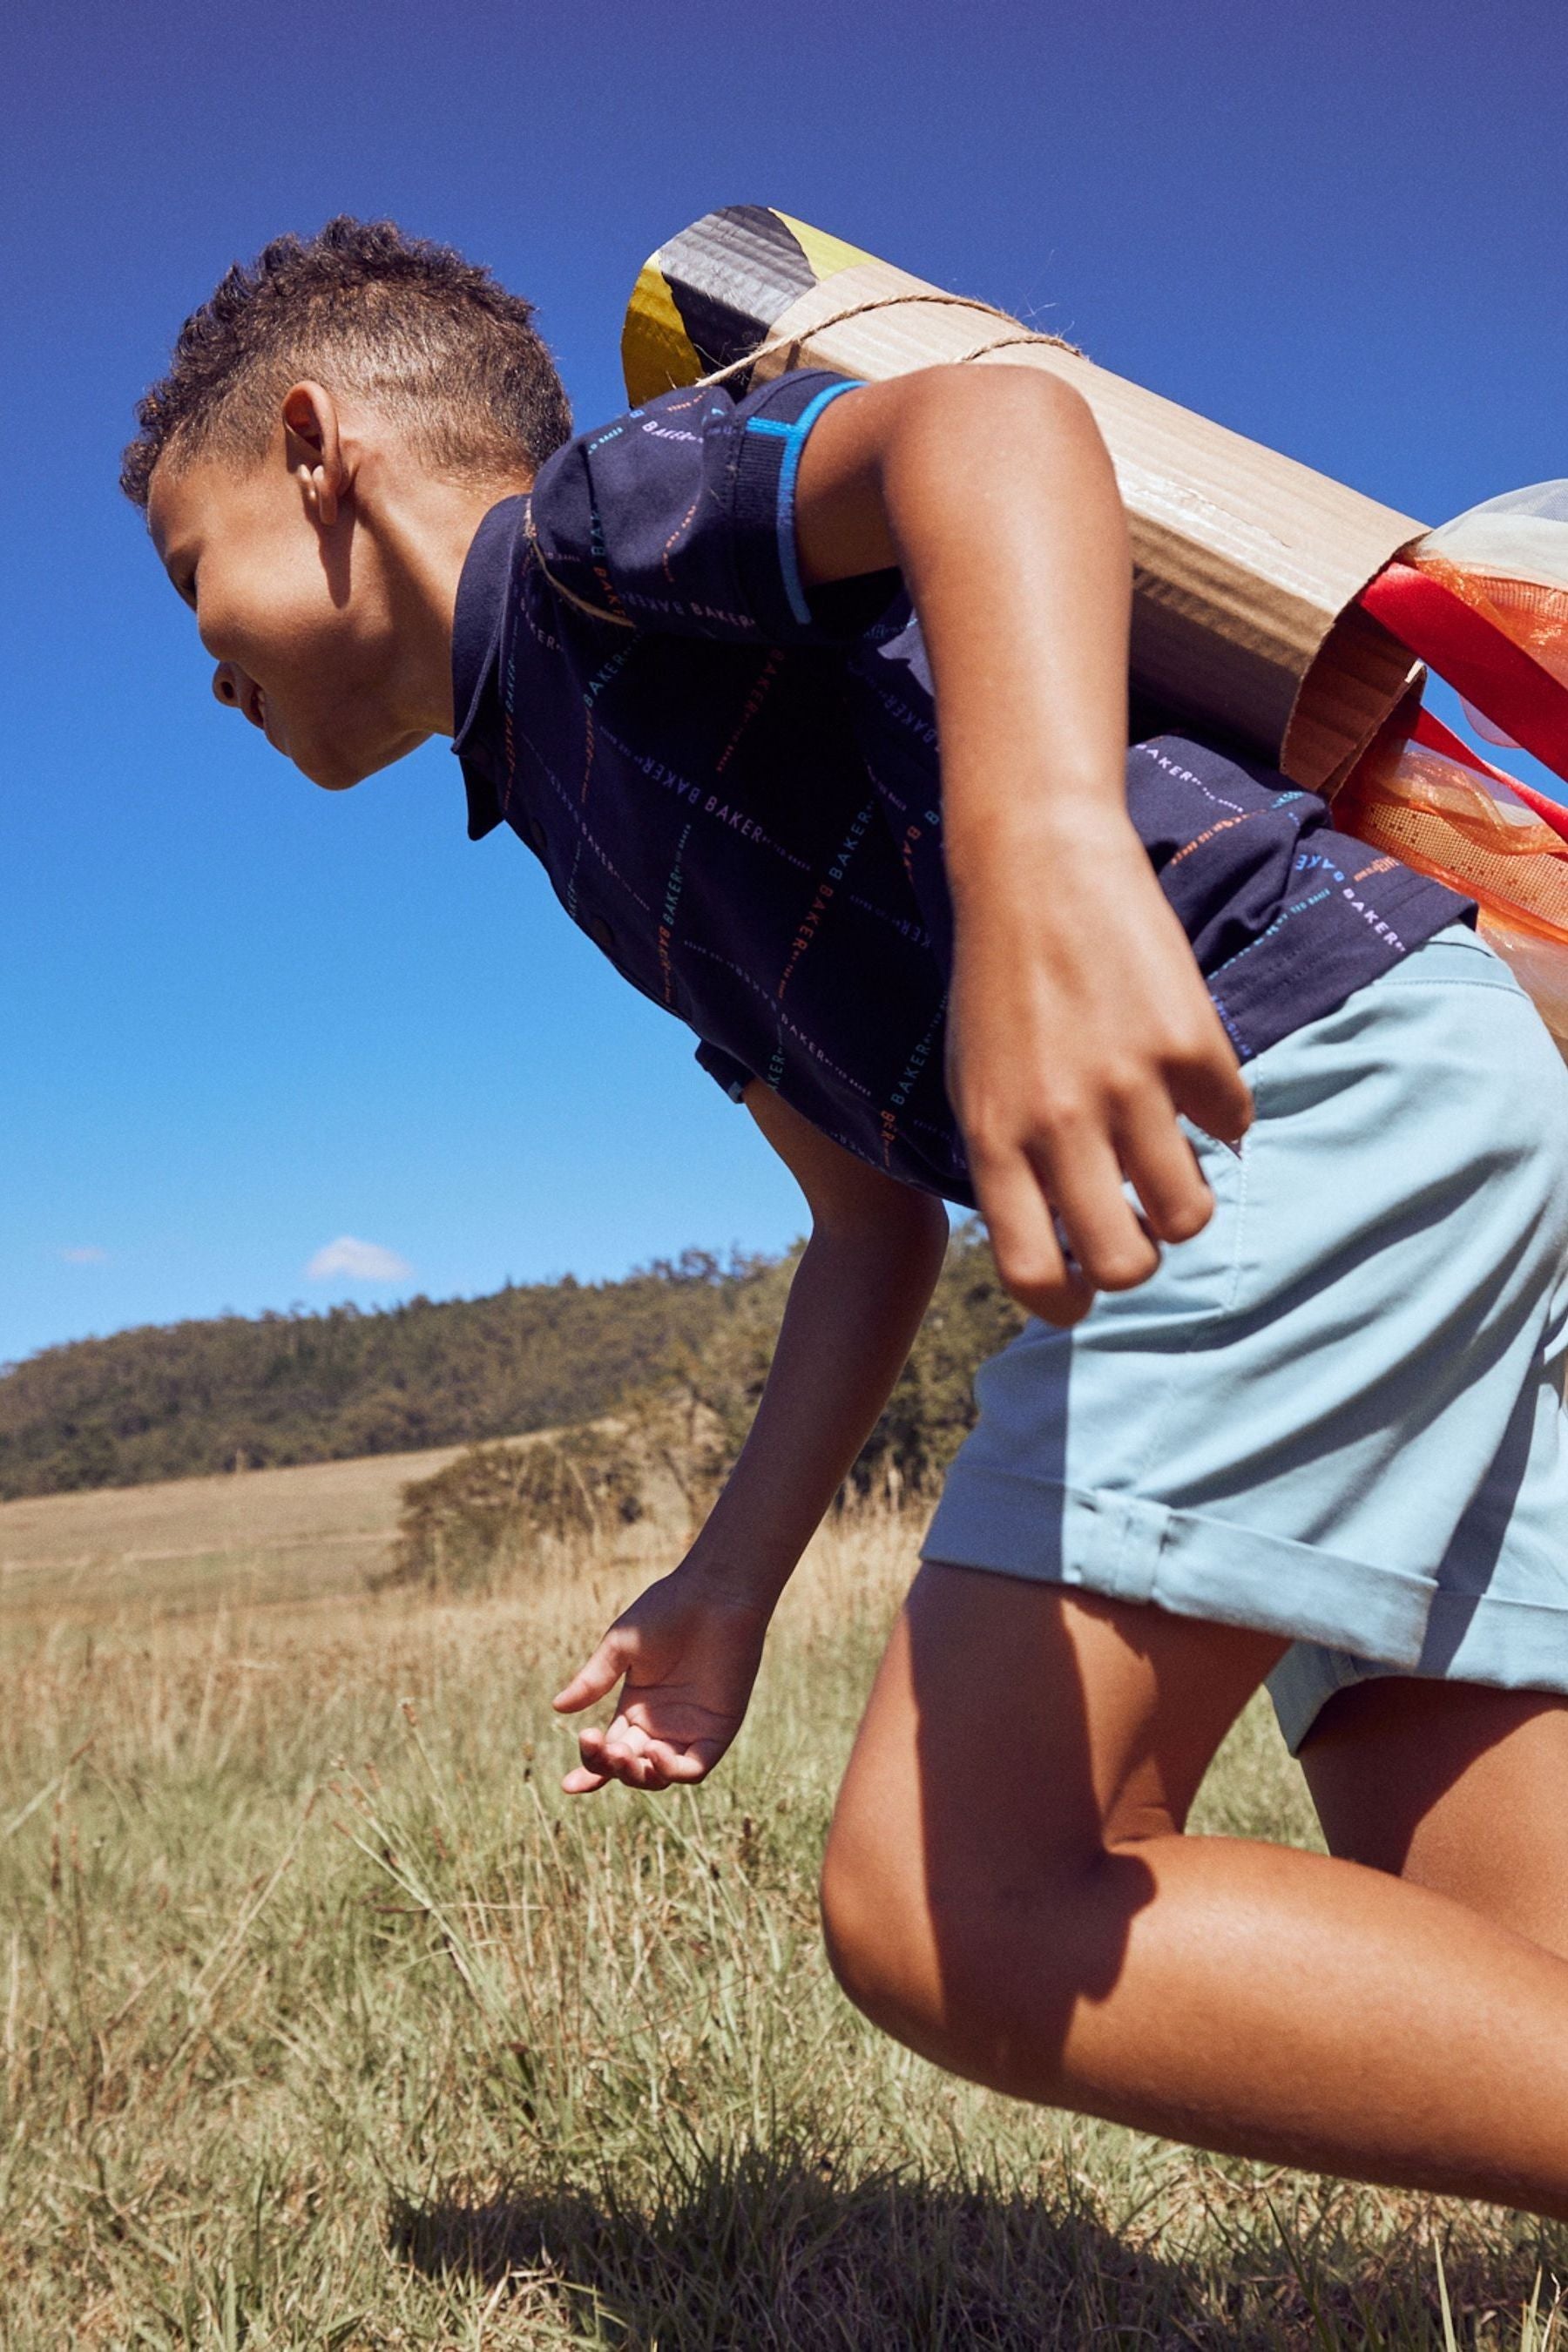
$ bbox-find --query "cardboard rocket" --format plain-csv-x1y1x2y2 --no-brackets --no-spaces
623,208,1568,1044
622,206,1423,795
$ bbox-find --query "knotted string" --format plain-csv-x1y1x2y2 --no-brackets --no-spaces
686,288,1081,393
532,291,1081,626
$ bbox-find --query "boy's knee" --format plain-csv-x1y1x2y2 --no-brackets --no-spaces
820,1823,913,2023
819,1815,1067,2075
819,1810,957,2053
821,1809,1157,2096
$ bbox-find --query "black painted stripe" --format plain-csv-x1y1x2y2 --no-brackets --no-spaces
658,206,820,384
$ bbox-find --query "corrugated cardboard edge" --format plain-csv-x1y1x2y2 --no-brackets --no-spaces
740,254,1425,791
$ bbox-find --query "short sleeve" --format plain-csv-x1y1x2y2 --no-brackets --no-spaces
694,1038,754,1103
524,370,904,645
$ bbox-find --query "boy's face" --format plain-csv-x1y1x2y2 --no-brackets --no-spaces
146,395,436,792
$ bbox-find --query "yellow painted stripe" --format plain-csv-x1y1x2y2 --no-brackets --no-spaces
771,213,876,287
621,259,703,402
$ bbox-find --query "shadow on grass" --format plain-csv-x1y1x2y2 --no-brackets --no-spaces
389,2148,1161,2348
387,2136,1555,2349
395,2145,1568,2342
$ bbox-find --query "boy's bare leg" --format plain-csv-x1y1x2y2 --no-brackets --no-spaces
821,1564,1568,2219
1301,1679,1568,1957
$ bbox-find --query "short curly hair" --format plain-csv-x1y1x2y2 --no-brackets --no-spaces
120,215,572,509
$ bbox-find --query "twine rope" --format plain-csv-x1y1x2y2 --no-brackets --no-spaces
530,292,1082,627
691,289,1081,391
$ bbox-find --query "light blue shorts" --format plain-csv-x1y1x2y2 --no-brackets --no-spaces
922,923,1568,1752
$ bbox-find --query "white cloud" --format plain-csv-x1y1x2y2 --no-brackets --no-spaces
58,1246,108,1265
306,1235,413,1284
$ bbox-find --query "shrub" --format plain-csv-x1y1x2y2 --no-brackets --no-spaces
377,1428,645,1595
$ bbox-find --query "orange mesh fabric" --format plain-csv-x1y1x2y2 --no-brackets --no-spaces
1336,738,1568,938
1335,733,1568,1052
1409,548,1568,694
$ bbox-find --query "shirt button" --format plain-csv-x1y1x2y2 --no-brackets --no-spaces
587,914,616,955
527,818,548,854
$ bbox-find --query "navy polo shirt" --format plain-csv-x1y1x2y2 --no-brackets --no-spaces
451,369,1467,1208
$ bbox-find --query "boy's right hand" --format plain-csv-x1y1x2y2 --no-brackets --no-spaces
948,810,1253,1330
551,1564,773,1795
794,368,1254,1329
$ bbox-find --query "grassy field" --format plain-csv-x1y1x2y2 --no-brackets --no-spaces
1,1462,1565,2347
0,1439,497,1624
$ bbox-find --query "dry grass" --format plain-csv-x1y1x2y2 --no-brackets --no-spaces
0,1440,500,1630
0,1466,1564,2346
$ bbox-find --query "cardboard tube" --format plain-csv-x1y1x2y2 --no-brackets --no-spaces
624,208,1424,793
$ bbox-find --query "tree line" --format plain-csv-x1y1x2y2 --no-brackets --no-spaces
0,1227,1024,1504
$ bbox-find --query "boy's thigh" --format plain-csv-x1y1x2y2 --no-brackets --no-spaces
1300,1674,1568,1957
822,1565,1282,2004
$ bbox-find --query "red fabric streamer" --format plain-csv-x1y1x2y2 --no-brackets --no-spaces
1361,561,1568,787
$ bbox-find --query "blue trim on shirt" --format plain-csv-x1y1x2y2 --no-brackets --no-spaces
745,380,863,627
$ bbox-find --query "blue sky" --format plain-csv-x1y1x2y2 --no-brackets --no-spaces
6,0,1566,1366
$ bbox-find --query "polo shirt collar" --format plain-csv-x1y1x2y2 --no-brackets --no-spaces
450,494,526,841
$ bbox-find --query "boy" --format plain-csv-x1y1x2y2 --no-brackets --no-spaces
126,217,1568,2217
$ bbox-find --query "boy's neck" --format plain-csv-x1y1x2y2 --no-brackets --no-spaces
359,458,530,737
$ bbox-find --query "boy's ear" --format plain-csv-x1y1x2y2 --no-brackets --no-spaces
280,381,348,529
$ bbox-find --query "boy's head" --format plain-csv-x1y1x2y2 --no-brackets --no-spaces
125,217,571,789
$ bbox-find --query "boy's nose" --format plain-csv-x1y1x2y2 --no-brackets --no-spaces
213,661,241,710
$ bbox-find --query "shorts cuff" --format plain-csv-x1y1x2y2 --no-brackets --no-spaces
920,1470,1432,1666
1418,1586,1568,1682
1267,1587,1568,1754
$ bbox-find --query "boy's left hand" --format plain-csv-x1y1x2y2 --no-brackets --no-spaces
551,1565,772,1794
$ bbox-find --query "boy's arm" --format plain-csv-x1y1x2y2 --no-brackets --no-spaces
793,366,1254,1328
552,1088,949,1794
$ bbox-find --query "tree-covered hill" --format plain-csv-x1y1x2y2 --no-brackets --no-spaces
0,1252,764,1500
1,1226,1026,1506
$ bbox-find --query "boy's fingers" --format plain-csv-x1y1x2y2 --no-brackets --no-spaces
598,1718,666,1787
597,1728,695,1794
1031,1125,1158,1294
598,1734,645,1781
564,1718,613,1791
970,1151,1095,1328
645,1739,713,1784
551,1630,632,1713
1171,1048,1253,1149
576,1722,609,1758
567,1720,654,1794
560,1708,721,1795
1116,1092,1214,1245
